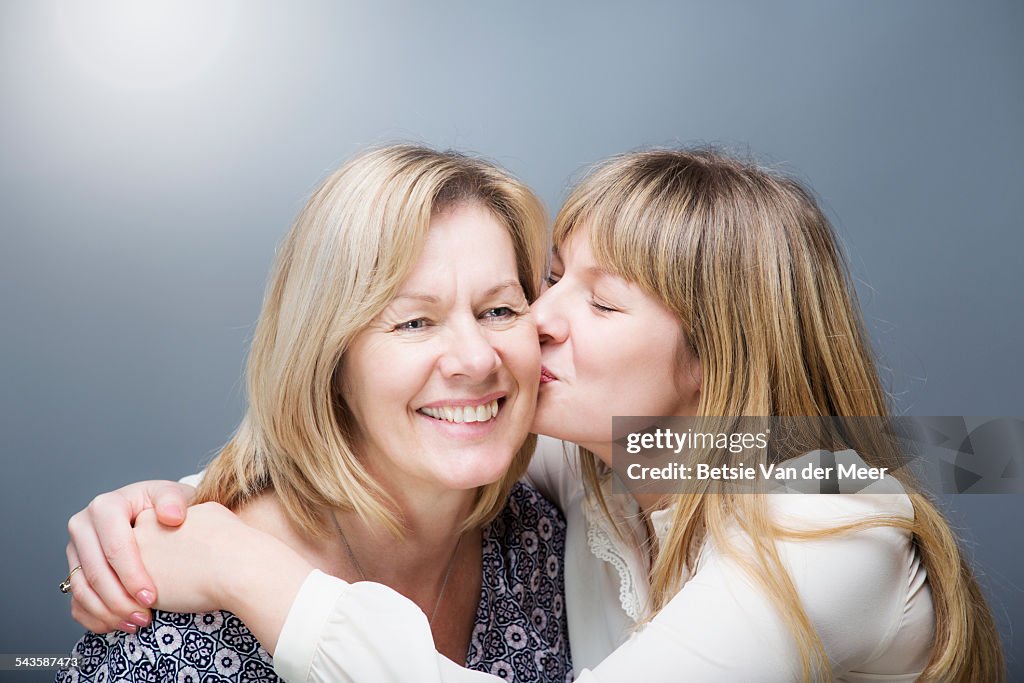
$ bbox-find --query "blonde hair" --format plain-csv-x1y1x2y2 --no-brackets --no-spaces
196,144,547,538
554,148,1004,682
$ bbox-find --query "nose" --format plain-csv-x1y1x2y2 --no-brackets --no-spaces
532,284,568,345
438,320,501,381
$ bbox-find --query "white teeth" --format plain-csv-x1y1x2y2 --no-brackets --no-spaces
419,399,502,424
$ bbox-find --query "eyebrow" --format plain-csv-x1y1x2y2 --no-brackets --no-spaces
393,292,440,304
393,280,522,304
586,265,618,279
484,280,524,297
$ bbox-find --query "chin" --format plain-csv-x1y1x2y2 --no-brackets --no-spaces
438,455,514,491
529,408,571,442
533,416,608,450
440,475,507,493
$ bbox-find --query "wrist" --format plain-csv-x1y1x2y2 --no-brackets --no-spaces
219,529,314,648
218,527,284,612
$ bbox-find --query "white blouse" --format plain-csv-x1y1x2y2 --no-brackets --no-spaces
266,437,934,682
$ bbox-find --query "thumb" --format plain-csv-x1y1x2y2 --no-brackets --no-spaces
152,482,195,527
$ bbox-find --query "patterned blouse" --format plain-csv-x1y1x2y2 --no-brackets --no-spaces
56,482,572,683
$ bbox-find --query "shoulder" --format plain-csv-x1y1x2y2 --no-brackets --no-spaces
670,508,926,673
58,630,152,683
471,484,572,679
495,481,566,546
752,452,919,602
484,482,567,583
692,448,921,609
59,611,276,682
765,449,915,530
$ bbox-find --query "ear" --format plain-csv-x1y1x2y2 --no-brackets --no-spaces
675,337,702,415
685,357,702,411
332,358,355,417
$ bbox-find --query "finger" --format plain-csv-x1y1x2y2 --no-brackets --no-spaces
69,510,153,624
71,595,117,634
151,482,192,526
65,543,134,634
111,479,194,527
86,493,160,608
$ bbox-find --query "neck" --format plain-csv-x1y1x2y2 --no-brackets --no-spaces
235,485,481,656
583,440,668,515
331,486,475,588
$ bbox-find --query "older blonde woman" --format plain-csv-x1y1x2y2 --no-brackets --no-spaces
66,149,1003,681
56,146,573,682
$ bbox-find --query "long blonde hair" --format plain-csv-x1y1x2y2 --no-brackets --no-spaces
554,149,1004,682
196,145,547,538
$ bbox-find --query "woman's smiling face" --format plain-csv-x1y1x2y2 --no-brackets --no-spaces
339,201,540,496
530,227,701,463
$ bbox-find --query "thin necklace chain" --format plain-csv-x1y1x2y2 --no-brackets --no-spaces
331,510,463,627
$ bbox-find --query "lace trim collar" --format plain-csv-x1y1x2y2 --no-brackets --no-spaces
580,479,662,623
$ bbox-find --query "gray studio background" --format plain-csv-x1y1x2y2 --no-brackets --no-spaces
2,1,1021,680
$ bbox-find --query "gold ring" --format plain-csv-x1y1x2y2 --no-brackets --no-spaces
59,565,83,594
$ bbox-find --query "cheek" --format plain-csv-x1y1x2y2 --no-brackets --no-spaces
345,345,433,423
631,340,691,414
500,327,541,384
574,321,637,390
584,329,681,414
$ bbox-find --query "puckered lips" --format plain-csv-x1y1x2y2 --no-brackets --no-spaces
539,366,558,384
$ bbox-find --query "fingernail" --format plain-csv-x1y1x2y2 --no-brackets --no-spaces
159,505,184,521
129,612,150,627
118,621,138,633
137,590,155,606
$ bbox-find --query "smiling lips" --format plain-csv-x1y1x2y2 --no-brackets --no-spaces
540,367,557,384
418,399,501,424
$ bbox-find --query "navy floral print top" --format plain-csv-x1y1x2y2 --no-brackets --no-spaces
57,482,572,683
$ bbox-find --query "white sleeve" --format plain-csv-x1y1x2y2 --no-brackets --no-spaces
178,470,204,487
273,570,503,683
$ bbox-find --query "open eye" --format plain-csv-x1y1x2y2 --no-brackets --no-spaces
482,306,518,320
394,318,431,332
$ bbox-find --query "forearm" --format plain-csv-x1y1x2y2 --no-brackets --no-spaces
176,471,313,651
223,542,315,656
